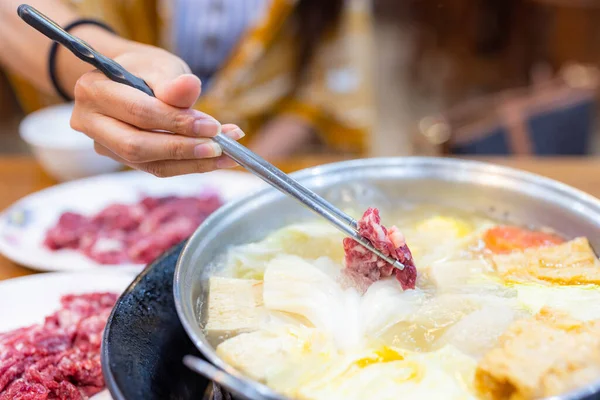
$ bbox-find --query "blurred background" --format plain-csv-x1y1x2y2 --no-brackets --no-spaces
1,0,599,161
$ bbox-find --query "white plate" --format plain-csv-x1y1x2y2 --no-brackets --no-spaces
0,170,265,272
0,271,136,400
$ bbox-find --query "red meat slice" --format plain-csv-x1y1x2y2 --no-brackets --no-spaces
55,349,103,389
92,204,145,231
343,208,417,291
137,197,218,234
73,310,112,348
43,213,94,250
79,231,129,265
128,216,197,264
0,293,117,400
59,293,118,317
0,379,50,400
44,193,223,266
139,195,178,211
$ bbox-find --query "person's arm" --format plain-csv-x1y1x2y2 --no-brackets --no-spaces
0,0,242,177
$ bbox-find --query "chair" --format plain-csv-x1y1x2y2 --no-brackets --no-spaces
417,64,599,156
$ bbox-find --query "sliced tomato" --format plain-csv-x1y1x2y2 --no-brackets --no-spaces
483,226,565,254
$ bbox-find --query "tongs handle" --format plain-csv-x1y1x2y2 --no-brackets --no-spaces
18,4,154,97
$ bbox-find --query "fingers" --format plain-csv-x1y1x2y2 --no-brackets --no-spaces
73,73,219,138
86,114,219,163
110,49,201,108
142,156,238,177
135,54,201,108
72,59,244,179
153,74,202,108
79,113,244,163
94,142,120,161
94,142,239,177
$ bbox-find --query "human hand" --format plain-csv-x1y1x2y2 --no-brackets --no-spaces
70,43,241,177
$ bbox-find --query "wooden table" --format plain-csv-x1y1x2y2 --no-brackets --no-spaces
1,155,600,281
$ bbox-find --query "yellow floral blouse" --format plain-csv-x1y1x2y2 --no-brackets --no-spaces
6,0,375,155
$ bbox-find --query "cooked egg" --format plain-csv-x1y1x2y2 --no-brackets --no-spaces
415,216,473,238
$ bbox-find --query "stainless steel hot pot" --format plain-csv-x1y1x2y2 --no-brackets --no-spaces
174,157,600,400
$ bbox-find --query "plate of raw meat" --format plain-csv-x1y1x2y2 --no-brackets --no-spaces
0,271,135,400
0,170,264,272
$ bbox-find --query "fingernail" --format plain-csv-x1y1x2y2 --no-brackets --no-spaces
193,119,221,137
194,142,222,158
224,128,245,141
217,156,238,169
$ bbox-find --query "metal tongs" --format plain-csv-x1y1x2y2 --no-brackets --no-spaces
17,4,405,271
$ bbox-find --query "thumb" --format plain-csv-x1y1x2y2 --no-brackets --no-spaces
151,73,202,108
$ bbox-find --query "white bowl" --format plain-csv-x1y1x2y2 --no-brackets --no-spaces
19,103,122,181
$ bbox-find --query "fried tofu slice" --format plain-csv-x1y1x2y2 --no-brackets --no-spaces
491,237,600,285
475,308,600,400
205,277,264,337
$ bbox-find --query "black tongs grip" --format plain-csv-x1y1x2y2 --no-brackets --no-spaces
17,4,155,97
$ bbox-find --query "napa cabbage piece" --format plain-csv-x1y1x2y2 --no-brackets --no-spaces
267,344,478,400
380,291,523,352
513,282,600,321
360,279,426,336
262,255,425,348
263,254,356,346
379,259,525,354
224,222,345,279
421,259,494,291
420,259,520,302
216,325,335,382
437,303,523,359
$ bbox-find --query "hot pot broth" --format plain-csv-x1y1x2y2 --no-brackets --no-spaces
201,205,600,400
